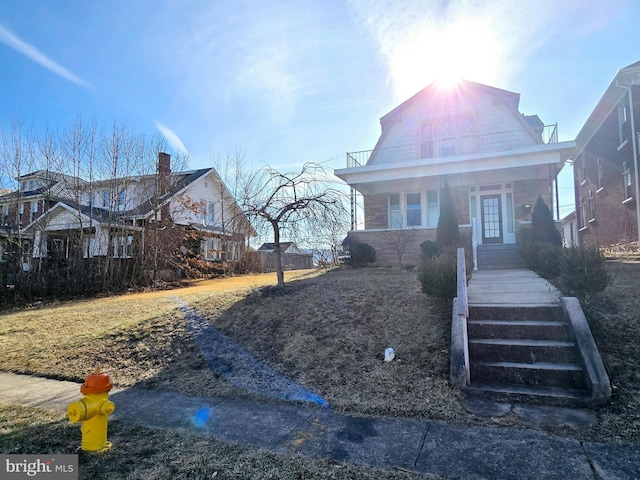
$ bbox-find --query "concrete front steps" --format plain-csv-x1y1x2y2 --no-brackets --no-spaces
476,244,526,270
464,303,605,406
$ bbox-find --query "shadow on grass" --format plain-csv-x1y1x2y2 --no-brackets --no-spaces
174,296,328,407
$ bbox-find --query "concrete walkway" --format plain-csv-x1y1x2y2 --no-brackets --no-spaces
1,372,638,479
468,269,561,306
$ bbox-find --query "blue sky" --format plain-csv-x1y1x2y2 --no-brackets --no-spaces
1,0,639,217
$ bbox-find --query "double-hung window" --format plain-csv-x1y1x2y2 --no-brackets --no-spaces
596,158,603,190
388,194,402,228
426,190,439,227
208,202,215,224
406,193,422,227
420,123,433,158
118,190,125,210
618,103,630,147
579,195,588,229
31,201,39,222
439,119,456,156
623,161,633,201
460,115,476,154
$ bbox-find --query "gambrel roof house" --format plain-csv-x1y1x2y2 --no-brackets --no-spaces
571,60,640,249
0,153,255,268
335,80,575,266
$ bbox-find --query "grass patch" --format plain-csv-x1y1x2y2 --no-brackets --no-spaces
0,404,442,479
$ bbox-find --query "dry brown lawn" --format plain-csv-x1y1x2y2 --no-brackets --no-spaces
1,263,639,449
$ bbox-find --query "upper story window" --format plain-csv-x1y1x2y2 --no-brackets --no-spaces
420,123,433,158
118,190,125,209
618,102,630,147
102,190,110,208
579,153,586,184
420,115,476,159
596,158,603,190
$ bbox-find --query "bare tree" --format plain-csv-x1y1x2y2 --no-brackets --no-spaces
381,224,416,267
240,162,346,287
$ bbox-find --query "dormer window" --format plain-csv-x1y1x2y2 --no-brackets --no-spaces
420,115,476,159
439,119,456,156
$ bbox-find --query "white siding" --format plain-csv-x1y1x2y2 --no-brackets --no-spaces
371,90,537,165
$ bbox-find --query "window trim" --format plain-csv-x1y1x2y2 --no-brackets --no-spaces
387,190,439,228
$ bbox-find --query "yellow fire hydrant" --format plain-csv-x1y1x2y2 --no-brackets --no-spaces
67,370,115,453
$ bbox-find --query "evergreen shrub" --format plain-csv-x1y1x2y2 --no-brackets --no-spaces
350,243,376,266
416,253,457,299
560,246,611,299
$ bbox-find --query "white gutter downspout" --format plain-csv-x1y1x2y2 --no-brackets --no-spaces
616,77,640,246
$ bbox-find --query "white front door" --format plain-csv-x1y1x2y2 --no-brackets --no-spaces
470,184,516,245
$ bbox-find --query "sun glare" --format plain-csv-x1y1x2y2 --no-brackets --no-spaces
388,15,503,100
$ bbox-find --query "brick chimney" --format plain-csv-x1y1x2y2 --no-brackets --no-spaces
158,152,171,196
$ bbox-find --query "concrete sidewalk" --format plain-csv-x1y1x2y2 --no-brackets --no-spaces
1,372,638,479
468,269,561,306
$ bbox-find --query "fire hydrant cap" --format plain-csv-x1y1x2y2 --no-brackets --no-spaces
80,373,113,394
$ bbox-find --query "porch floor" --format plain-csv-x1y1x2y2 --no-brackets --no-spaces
467,269,561,306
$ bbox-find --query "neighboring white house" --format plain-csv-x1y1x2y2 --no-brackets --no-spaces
13,153,255,267
335,80,575,265
561,211,579,248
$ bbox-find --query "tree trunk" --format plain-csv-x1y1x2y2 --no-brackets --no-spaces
271,221,285,288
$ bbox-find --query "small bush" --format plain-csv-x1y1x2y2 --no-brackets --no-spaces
350,243,376,266
521,241,564,279
560,246,611,299
416,253,457,300
419,240,440,259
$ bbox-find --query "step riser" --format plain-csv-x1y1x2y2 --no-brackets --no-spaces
464,386,591,407
468,322,572,341
469,343,580,364
477,247,525,270
470,364,587,389
469,306,565,321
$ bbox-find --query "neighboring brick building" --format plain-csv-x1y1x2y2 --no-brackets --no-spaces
572,61,640,249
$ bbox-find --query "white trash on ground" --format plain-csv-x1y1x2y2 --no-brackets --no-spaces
384,347,396,362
